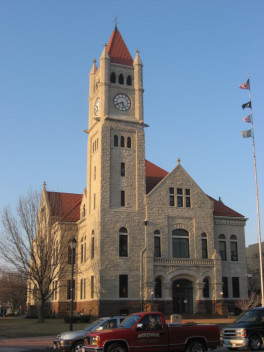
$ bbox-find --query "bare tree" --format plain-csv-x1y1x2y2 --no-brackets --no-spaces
236,292,261,311
0,190,68,322
0,269,27,313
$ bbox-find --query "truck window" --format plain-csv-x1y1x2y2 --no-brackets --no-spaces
139,315,162,330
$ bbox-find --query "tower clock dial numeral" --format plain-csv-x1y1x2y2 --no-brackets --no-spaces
94,98,100,116
113,94,131,111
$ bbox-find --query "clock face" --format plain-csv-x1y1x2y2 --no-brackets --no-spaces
94,98,100,116
113,94,131,111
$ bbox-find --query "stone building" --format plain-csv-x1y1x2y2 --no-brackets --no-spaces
27,26,248,317
246,242,264,295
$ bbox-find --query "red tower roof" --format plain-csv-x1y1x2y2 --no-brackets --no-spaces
107,26,133,66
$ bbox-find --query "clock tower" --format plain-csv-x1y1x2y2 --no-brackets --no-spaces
85,26,147,314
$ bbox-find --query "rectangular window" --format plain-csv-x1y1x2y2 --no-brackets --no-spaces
232,277,240,298
231,242,238,261
84,278,86,300
91,236,94,259
121,191,125,207
172,238,189,258
68,247,76,265
169,188,175,206
121,162,125,176
67,280,75,300
80,279,83,300
81,243,83,263
119,234,128,257
154,236,161,257
202,238,208,259
119,275,128,298
219,241,227,261
94,193,96,209
185,189,191,207
177,188,183,207
222,277,228,298
91,276,94,299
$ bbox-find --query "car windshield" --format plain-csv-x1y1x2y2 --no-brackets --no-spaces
84,319,105,331
236,310,260,323
119,315,141,329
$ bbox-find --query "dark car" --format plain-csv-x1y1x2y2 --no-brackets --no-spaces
54,316,125,352
222,307,264,350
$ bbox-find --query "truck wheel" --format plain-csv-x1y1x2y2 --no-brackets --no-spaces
249,335,261,351
107,343,126,352
71,340,84,352
186,340,205,352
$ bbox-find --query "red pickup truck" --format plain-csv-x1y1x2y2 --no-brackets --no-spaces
82,311,220,352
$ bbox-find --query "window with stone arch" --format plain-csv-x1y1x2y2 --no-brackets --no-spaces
219,234,227,261
114,135,118,147
81,237,84,263
119,227,128,257
201,233,208,259
203,277,210,298
118,73,124,85
120,136,125,147
230,234,238,261
155,277,162,298
127,137,131,148
172,229,189,258
126,75,132,86
110,72,116,83
91,230,95,259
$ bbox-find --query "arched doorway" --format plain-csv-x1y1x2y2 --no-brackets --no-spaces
172,279,193,314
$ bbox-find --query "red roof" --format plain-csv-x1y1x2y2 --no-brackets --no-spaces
146,160,169,194
47,191,82,222
107,27,133,66
208,196,244,218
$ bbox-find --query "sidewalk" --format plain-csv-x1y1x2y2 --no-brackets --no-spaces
0,336,54,352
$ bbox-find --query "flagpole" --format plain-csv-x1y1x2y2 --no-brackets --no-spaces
248,73,264,306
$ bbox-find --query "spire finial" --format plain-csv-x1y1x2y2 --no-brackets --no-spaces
177,157,181,165
43,181,46,190
113,17,118,29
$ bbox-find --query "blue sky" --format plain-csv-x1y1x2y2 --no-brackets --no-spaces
0,0,263,246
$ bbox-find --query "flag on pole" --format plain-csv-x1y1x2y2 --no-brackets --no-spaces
242,115,251,123
239,79,250,90
242,101,251,110
241,129,252,138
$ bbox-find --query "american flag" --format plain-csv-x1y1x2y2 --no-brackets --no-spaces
242,115,251,123
239,79,250,90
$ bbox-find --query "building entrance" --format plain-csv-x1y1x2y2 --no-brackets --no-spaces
172,279,193,314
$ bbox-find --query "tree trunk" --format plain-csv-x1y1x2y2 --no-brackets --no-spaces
37,299,45,323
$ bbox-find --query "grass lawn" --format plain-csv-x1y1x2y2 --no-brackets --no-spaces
0,317,89,338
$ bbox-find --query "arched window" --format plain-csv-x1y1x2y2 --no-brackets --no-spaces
81,237,84,263
119,227,128,257
127,137,131,148
155,278,162,298
201,233,208,259
230,235,238,261
114,135,118,147
121,136,125,147
82,204,86,218
203,278,209,298
154,230,161,257
219,234,226,261
118,74,124,85
110,72,116,83
84,236,87,262
126,75,132,86
172,229,189,258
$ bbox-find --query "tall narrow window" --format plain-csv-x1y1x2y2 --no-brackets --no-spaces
68,245,76,265
154,230,161,257
91,232,94,259
121,136,125,147
67,280,75,300
82,205,86,218
230,235,238,261
222,277,228,298
84,236,87,262
127,137,131,148
203,278,209,298
121,191,125,207
232,277,240,298
80,279,83,299
219,234,226,261
121,162,125,176
94,166,96,180
126,75,132,86
83,278,86,299
81,237,84,263
169,188,175,206
91,276,94,298
185,189,191,207
119,275,128,297
177,188,183,207
110,72,116,83
172,229,189,258
114,135,118,147
94,193,96,209
155,278,162,298
201,233,208,259
119,227,128,257
118,74,124,84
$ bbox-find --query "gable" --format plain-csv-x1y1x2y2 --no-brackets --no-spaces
47,191,82,222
